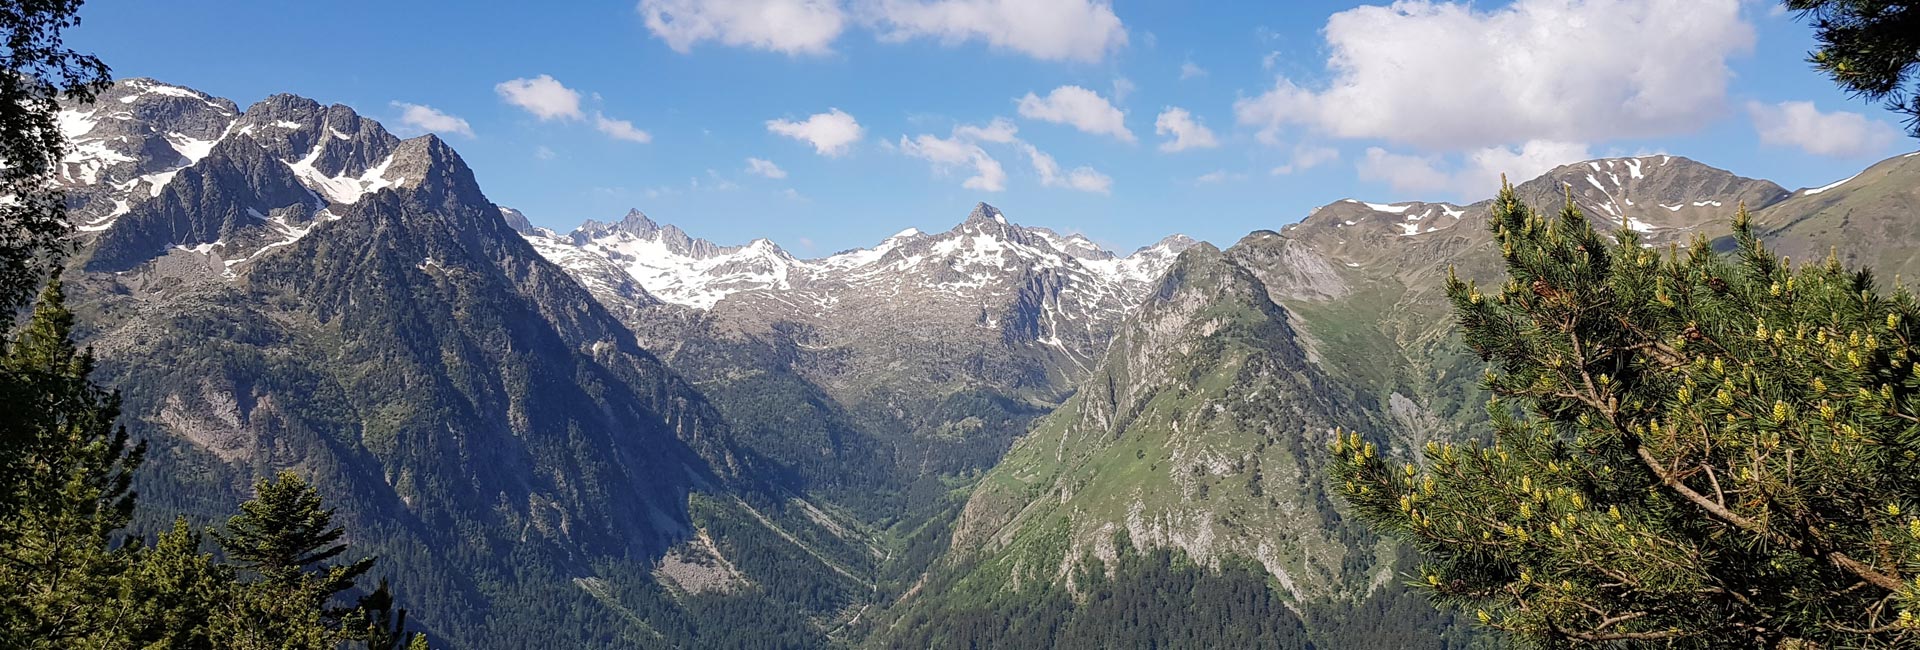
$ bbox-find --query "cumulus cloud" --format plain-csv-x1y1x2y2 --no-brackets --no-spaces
639,0,846,55
636,0,1125,62
1153,107,1217,152
866,0,1127,63
495,75,584,121
391,102,474,138
1270,145,1339,175
1460,140,1591,192
955,117,1020,143
767,108,865,157
1748,100,1900,158
746,157,788,178
1179,62,1207,80
1017,85,1134,142
899,118,1110,193
1358,140,1591,197
1357,148,1455,194
899,132,1006,191
594,113,653,143
1235,0,1753,149
1022,143,1112,193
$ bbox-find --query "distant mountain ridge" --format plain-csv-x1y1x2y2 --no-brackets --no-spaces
521,201,1195,314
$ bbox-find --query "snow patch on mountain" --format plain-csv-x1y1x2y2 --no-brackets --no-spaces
1803,173,1859,195
286,147,404,205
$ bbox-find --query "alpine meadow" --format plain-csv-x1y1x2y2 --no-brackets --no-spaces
6,0,1920,648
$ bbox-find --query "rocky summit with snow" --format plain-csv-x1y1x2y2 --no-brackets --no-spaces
522,201,1194,320
520,198,1199,391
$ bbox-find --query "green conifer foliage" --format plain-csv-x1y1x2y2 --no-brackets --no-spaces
119,518,233,649
212,471,377,648
0,280,146,645
1336,182,1920,646
1786,0,1920,138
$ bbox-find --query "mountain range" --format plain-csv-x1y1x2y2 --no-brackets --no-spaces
46,78,1920,648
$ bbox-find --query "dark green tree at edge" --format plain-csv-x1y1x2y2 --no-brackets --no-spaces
1786,0,1920,138
1337,182,1920,647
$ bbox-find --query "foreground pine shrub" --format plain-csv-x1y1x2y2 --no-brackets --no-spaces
1337,182,1920,647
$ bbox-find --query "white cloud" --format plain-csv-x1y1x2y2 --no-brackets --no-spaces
1461,139,1591,192
1747,100,1900,158
1358,140,1590,197
955,117,1020,143
1111,77,1137,103
1017,85,1134,142
1235,0,1753,149
1270,145,1339,175
534,146,557,160
767,108,865,157
899,132,1006,191
1153,107,1217,152
899,119,1110,193
866,0,1127,63
1179,61,1207,80
636,0,1126,62
495,75,584,121
1358,148,1453,194
639,0,846,55
746,157,788,178
391,102,474,138
1022,143,1111,193
594,113,653,143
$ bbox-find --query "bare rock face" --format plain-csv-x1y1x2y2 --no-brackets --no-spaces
62,81,424,276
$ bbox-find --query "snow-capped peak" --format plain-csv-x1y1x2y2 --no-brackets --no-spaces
521,203,1199,314
964,202,1008,225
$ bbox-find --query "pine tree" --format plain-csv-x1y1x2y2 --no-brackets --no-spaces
117,518,234,650
1785,0,1920,138
217,470,373,589
1335,182,1920,646
212,471,376,649
0,280,147,645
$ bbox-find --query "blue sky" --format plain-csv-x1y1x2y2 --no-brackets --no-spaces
71,0,1915,255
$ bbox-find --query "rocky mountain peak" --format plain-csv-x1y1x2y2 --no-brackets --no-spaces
596,208,660,235
497,206,535,234
378,134,484,210
1141,234,1199,255
1517,155,1789,235
964,202,1007,225
574,209,737,261
59,79,487,273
